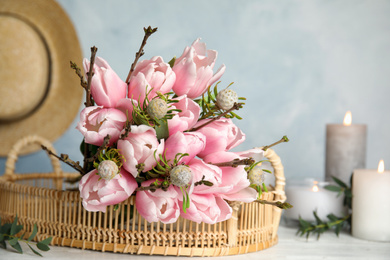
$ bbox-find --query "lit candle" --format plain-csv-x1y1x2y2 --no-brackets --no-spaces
325,111,367,184
284,180,345,222
352,160,390,241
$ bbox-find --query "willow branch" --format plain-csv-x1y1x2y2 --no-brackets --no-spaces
189,102,243,132
209,158,255,168
85,46,98,107
85,135,111,163
125,26,158,84
41,145,84,175
262,135,289,151
255,200,293,210
82,46,98,173
70,61,87,89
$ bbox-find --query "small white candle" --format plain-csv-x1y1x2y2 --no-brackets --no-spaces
325,111,367,184
284,180,345,222
352,160,390,241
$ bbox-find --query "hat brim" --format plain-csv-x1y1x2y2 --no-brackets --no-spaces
0,0,83,156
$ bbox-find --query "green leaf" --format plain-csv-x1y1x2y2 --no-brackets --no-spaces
10,215,18,235
335,224,342,236
0,240,6,249
39,237,53,246
185,191,190,209
0,233,4,242
27,224,38,242
313,211,323,225
262,182,268,193
37,242,50,252
28,244,42,257
298,217,311,230
331,176,348,188
11,241,23,254
8,237,19,246
155,119,169,140
327,213,339,222
324,185,342,192
0,223,12,235
262,169,272,174
168,57,176,68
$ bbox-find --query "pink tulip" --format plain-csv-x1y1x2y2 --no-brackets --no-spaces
186,157,223,187
194,118,245,158
76,106,127,146
136,179,180,224
167,95,201,135
128,56,176,103
202,151,257,203
115,98,137,120
180,193,232,224
118,125,164,177
79,168,137,212
172,38,226,99
83,57,127,108
164,132,206,165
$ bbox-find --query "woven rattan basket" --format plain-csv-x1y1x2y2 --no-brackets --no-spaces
0,135,286,256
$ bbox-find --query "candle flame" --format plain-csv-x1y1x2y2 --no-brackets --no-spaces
312,184,319,192
378,160,385,173
343,111,352,126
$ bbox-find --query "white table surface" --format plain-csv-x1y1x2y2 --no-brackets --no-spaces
2,223,389,260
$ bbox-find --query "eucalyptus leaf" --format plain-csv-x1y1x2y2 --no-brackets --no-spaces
28,244,42,257
0,223,11,236
36,242,50,252
10,241,22,254
0,240,6,249
27,224,38,242
8,237,19,246
10,215,18,236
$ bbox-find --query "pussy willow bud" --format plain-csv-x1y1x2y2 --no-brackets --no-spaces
170,165,192,187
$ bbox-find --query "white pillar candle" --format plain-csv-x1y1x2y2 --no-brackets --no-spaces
352,160,390,241
326,111,367,184
284,179,345,222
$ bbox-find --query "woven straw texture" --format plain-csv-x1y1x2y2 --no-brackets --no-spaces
0,135,286,256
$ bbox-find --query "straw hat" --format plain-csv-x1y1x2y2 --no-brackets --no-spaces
0,0,83,156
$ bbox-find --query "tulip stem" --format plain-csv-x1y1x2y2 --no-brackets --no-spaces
126,26,158,84
189,102,243,132
41,145,85,174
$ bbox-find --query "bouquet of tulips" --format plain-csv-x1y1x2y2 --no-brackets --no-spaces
61,27,288,225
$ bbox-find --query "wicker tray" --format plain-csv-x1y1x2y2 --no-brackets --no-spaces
0,135,286,256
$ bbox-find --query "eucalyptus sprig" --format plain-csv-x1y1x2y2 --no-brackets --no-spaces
297,176,352,239
0,215,52,256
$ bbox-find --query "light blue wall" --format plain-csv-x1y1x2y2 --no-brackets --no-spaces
1,0,390,183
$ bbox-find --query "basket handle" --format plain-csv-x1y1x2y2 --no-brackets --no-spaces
5,135,62,177
261,148,286,201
